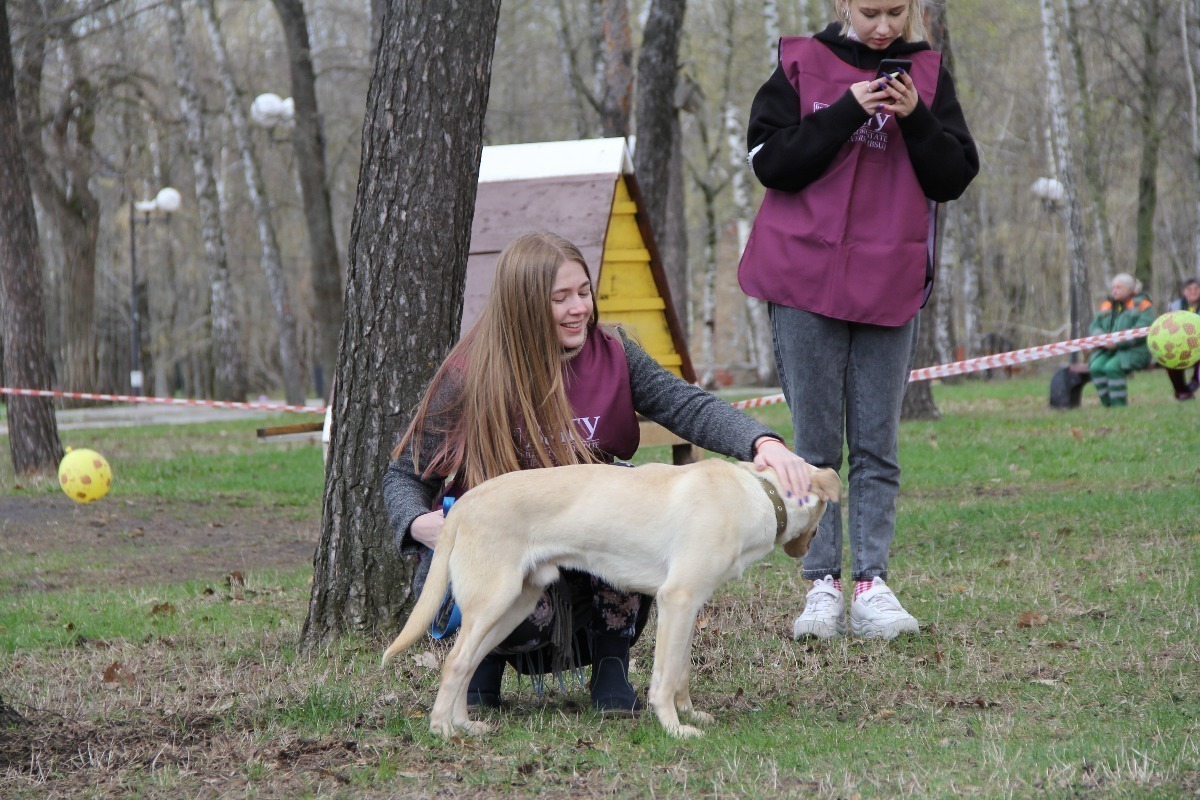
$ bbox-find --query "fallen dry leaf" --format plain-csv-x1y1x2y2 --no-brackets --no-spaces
102,661,134,686
1071,427,1083,441
1017,611,1049,628
151,602,175,617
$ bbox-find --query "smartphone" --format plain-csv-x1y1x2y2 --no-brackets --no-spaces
875,59,912,81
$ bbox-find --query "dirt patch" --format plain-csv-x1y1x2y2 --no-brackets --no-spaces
0,494,319,592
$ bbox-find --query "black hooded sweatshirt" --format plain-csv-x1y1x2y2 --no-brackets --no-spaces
747,22,978,203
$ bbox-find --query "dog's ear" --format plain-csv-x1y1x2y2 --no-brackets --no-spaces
782,527,816,559
810,468,841,503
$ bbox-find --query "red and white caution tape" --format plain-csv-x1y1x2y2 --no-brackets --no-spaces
731,326,1149,410
0,386,325,415
2,326,1148,417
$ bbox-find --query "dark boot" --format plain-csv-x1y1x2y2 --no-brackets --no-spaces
466,653,505,709
589,634,643,715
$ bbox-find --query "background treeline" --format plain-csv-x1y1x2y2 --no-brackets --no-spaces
4,0,1198,400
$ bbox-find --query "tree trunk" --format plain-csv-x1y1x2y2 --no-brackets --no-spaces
1064,0,1116,282
300,0,501,653
948,196,983,358
662,109,689,335
793,0,809,35
14,0,101,393
735,0,782,386
901,201,943,421
553,0,600,138
633,0,688,326
199,0,306,406
901,3,958,420
698,177,719,388
597,0,633,137
164,0,246,402
1,0,63,476
272,0,344,401
1133,0,1163,289
1039,0,1089,341
1186,0,1200,278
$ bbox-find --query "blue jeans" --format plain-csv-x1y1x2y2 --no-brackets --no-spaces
769,305,919,582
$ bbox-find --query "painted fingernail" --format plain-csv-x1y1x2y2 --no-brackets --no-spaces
885,74,893,82
876,105,884,112
873,83,882,91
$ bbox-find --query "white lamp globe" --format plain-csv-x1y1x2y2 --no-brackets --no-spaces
1031,177,1065,203
251,93,285,127
154,187,182,213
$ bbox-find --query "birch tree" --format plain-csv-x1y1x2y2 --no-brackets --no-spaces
687,1,738,387
1,0,62,475
1131,0,1165,288
199,0,306,406
301,0,502,650
734,0,781,386
901,2,957,422
1039,0,1090,340
165,0,246,401
1064,0,1116,282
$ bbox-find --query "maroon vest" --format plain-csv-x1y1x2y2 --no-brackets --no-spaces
738,38,941,326
562,326,640,460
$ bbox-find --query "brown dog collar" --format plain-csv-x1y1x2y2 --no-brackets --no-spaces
757,477,788,537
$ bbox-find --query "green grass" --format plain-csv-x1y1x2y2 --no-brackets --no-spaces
43,415,326,506
2,375,1198,798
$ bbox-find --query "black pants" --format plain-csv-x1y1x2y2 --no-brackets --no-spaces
491,570,651,675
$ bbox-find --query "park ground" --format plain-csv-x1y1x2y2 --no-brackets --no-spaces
1,375,1198,798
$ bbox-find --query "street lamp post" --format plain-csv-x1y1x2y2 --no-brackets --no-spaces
129,186,181,393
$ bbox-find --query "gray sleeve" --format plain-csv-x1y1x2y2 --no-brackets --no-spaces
382,449,442,554
381,377,459,553
620,329,783,460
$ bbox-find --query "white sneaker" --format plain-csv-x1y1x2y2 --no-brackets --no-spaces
850,577,919,640
792,575,846,639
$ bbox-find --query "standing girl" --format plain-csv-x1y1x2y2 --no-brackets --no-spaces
739,0,978,639
385,231,812,711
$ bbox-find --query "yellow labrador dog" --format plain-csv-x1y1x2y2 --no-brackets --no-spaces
382,459,839,738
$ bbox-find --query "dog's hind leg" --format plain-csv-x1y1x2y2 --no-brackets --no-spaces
429,584,543,737
648,586,710,738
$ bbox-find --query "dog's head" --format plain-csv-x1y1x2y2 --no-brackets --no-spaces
781,467,840,559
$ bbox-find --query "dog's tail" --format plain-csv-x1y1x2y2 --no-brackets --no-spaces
381,516,458,667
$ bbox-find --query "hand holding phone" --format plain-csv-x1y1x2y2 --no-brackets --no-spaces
875,59,912,82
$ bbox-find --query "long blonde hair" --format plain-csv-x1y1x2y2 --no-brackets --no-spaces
394,231,601,489
835,0,927,43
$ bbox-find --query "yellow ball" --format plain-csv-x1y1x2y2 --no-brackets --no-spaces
1147,310,1200,370
58,447,113,503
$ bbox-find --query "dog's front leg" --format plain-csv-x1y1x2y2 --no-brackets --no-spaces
648,587,708,738
672,635,715,726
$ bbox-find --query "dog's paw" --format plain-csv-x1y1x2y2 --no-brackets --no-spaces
685,709,715,725
458,719,493,736
667,723,705,739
